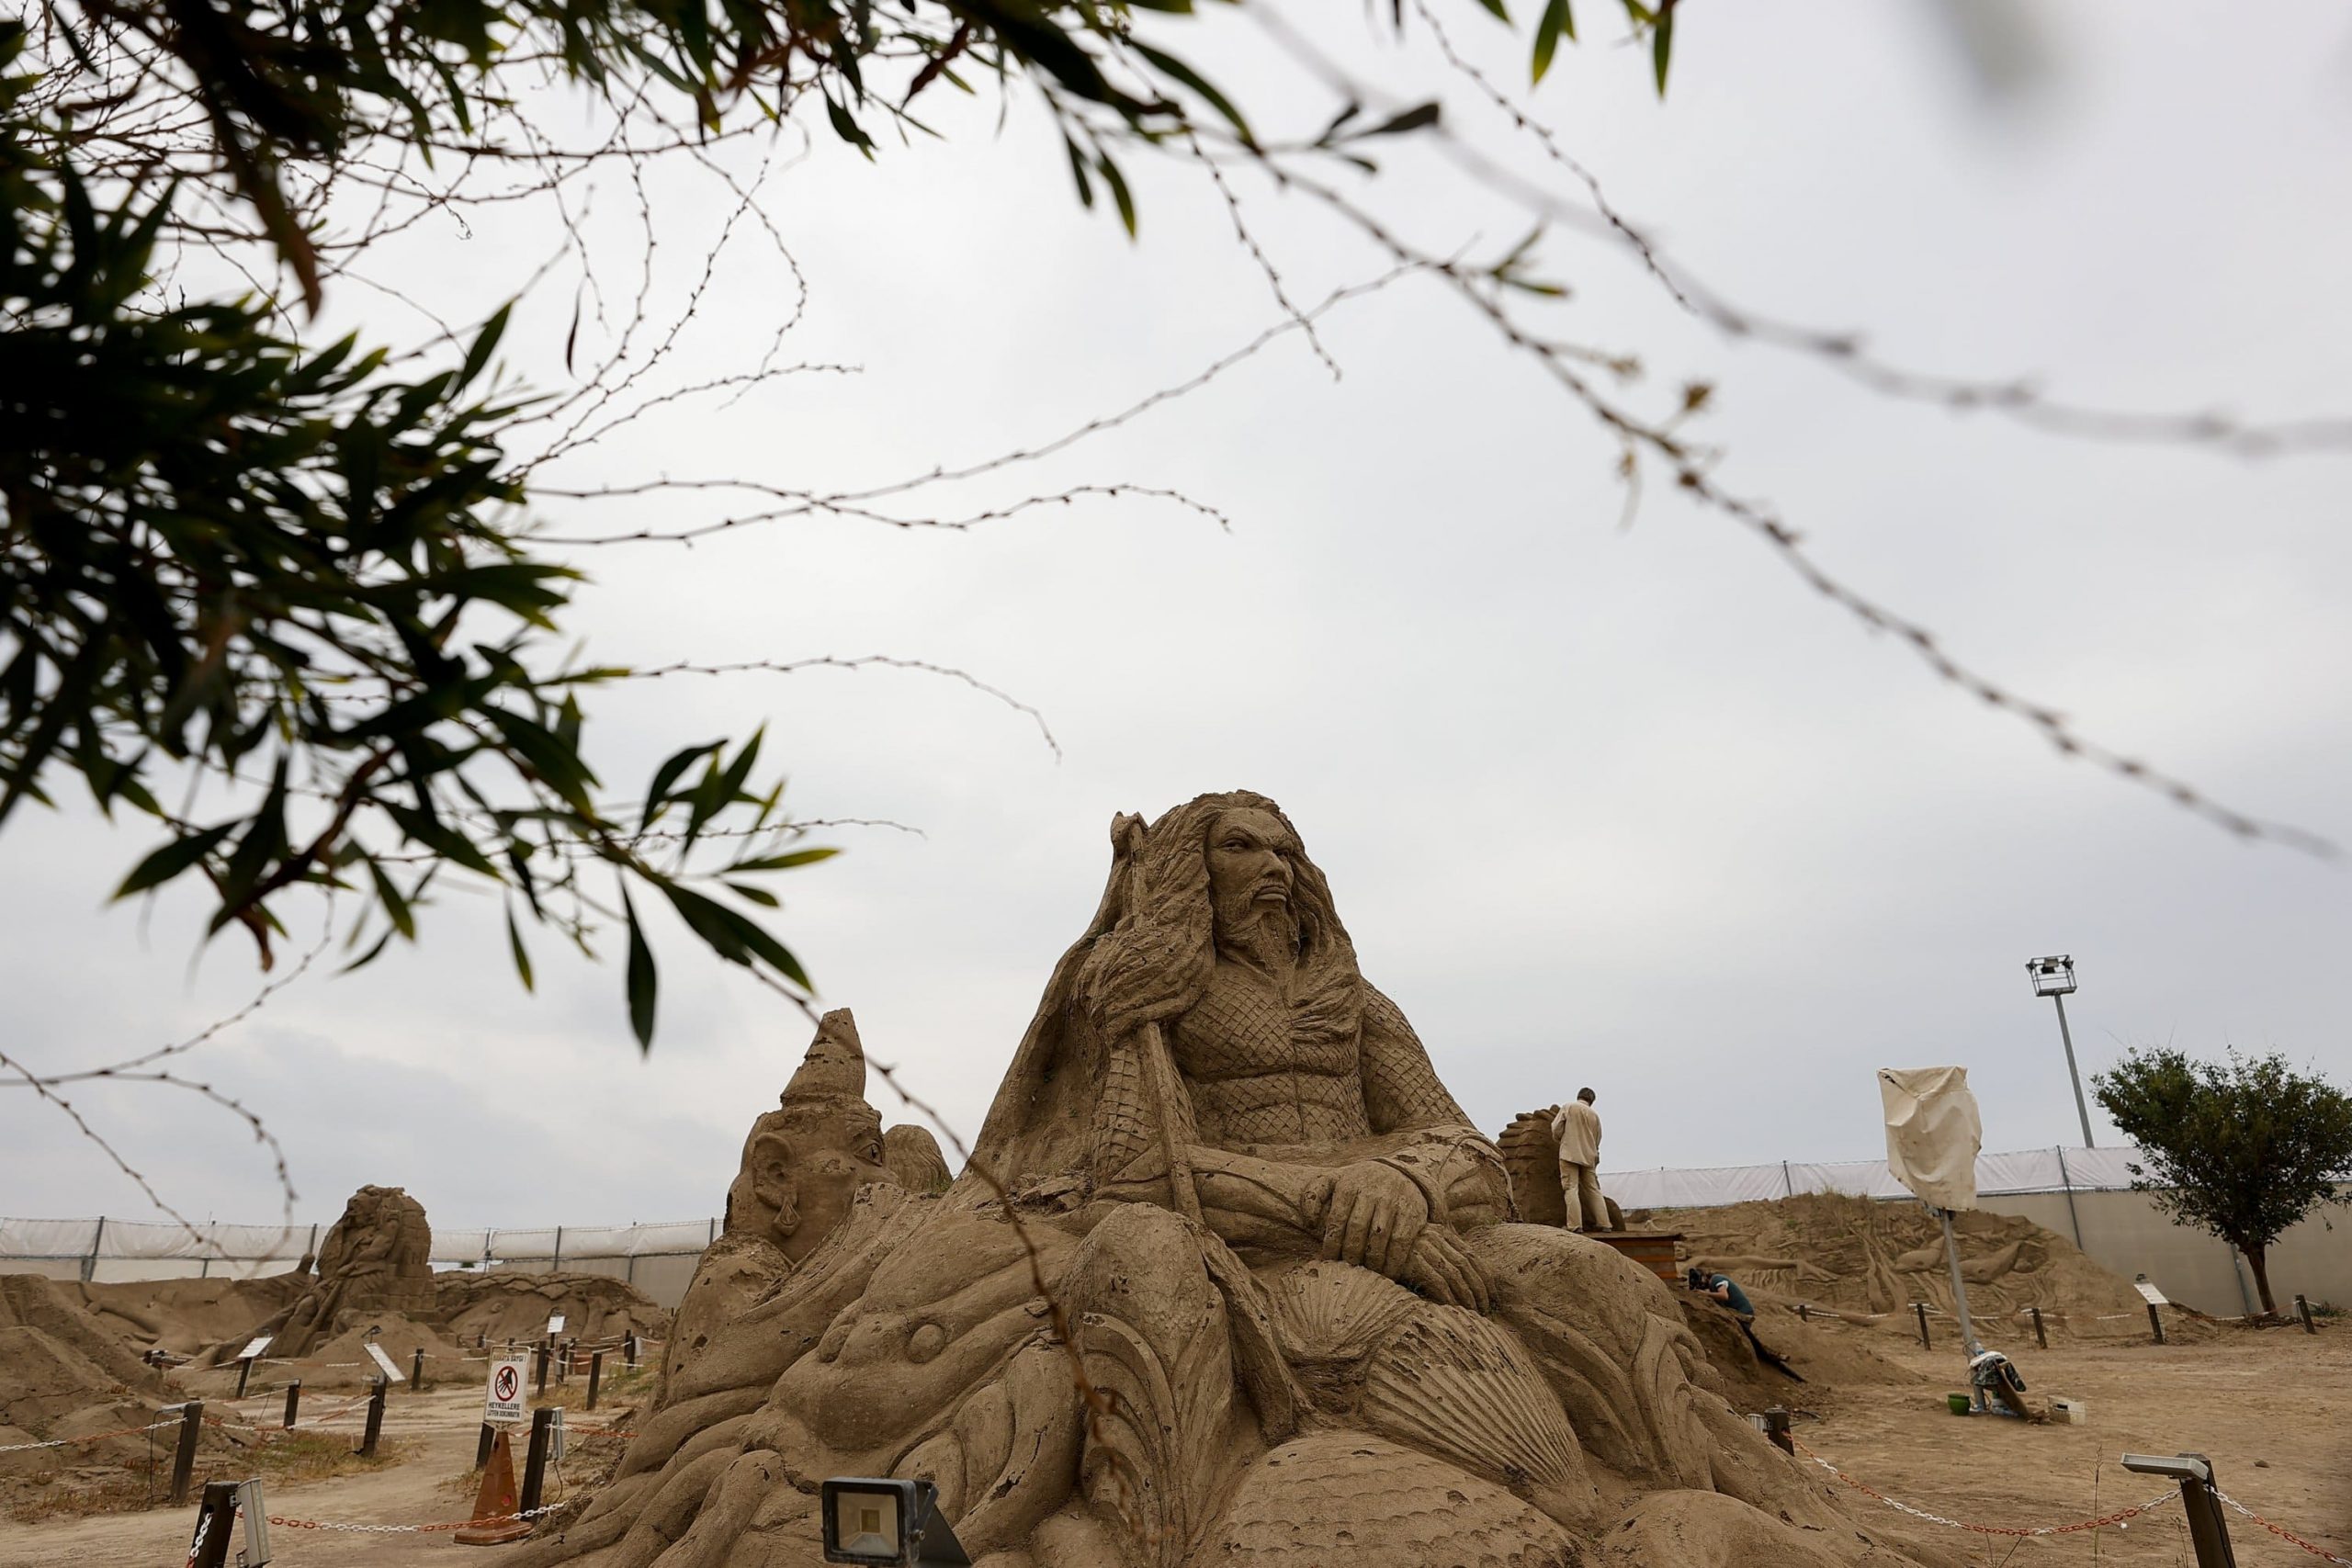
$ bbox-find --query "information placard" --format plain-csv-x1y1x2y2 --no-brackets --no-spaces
2133,1280,2169,1306
547,1314,567,1336
363,1341,406,1382
484,1356,528,1425
236,1336,274,1362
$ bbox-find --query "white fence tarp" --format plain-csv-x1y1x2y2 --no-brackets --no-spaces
1600,1145,2143,1212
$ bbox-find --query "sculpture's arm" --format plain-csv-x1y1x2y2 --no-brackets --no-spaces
1359,985,1511,1225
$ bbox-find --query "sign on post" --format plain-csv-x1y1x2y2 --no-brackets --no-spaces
236,1336,273,1362
363,1342,406,1382
484,1356,529,1425
547,1314,567,1337
2133,1280,2169,1307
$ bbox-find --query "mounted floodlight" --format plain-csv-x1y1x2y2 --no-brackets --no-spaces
820,1477,969,1565
2026,955,2077,997
2120,1453,2211,1482
2024,954,2094,1145
2120,1453,2239,1565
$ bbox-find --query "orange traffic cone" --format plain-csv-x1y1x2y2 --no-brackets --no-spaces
456,1427,534,1545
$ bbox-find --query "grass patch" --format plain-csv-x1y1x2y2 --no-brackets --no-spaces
3,1429,403,1525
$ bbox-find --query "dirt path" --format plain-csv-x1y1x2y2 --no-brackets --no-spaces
0,1384,601,1567
1794,1321,2350,1565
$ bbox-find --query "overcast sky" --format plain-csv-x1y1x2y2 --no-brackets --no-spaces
6,2,2352,1238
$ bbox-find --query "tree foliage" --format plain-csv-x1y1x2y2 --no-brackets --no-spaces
1,0,1670,1047
2093,1046,2352,1314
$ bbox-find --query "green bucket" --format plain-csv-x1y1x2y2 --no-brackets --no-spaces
1946,1393,1973,1416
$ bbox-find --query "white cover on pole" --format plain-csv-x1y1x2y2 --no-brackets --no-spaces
1878,1066,1983,1212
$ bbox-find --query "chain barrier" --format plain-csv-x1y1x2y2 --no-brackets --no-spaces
2212,1487,2352,1565
0,1417,182,1453
1792,1439,2177,1539
257,1503,571,1534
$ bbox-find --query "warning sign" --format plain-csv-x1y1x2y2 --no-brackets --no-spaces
484,1356,528,1425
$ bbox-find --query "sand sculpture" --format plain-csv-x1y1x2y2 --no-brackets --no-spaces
512,792,1942,1568
210,1183,435,1361
660,1010,943,1400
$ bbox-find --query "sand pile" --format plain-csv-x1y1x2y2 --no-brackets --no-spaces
71,1270,304,1359
0,1275,248,1488
1659,1193,2155,1340
434,1269,670,1348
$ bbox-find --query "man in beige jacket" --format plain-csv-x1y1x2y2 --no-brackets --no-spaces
1553,1088,1609,1233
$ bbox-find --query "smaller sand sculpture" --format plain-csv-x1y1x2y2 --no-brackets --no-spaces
215,1183,435,1361
659,1009,938,1401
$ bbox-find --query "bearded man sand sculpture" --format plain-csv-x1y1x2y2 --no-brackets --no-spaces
515,793,1944,1568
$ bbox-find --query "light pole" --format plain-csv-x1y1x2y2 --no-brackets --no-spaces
2027,955,2094,1146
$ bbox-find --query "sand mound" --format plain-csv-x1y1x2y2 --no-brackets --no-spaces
434,1269,669,1348
71,1270,304,1359
1657,1193,2155,1342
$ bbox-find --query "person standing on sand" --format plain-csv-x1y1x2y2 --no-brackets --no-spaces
1553,1087,1609,1233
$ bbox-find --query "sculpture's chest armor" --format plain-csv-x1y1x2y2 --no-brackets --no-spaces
1171,961,1371,1146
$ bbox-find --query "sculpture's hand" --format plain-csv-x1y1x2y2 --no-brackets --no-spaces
1401,1225,1494,1314
1319,1161,1429,1278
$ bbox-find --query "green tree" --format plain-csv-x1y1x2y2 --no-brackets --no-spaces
2093,1047,2352,1315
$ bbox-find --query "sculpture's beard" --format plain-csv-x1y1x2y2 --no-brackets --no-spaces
1213,884,1300,978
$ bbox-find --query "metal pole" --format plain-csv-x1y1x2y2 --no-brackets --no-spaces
2147,1302,2167,1345
2052,993,2095,1146
83,1215,105,1282
1913,1302,1931,1349
588,1350,604,1411
168,1401,204,1504
625,1331,638,1368
2030,1306,2047,1349
411,1348,426,1389
1938,1209,1978,1353
535,1341,549,1395
2052,1145,2086,1250
235,1358,253,1399
2296,1294,2317,1335
475,1422,496,1471
359,1376,388,1457
282,1380,300,1429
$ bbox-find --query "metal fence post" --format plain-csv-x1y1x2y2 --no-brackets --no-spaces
588,1350,604,1411
183,1479,241,1568
2296,1294,2317,1335
475,1422,496,1472
411,1348,426,1389
1912,1303,1930,1349
82,1215,105,1282
283,1380,301,1429
2030,1306,2047,1349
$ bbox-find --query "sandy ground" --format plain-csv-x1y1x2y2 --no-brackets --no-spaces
0,1381,623,1568
1796,1320,2350,1565
1,1324,2341,1566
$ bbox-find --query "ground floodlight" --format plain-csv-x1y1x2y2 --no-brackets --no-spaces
820,1477,970,1565
2026,954,2076,997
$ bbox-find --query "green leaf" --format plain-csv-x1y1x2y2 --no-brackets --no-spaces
1129,42,1253,144
1532,0,1575,83
725,846,840,873
114,821,238,898
1356,102,1442,139
1098,154,1137,238
506,901,535,991
1473,0,1510,21
1065,137,1096,208
458,304,511,389
726,882,780,908
367,857,416,940
623,885,657,1051
1650,0,1676,95
645,741,723,817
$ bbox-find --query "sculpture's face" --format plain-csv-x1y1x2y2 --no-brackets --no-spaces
1206,807,1296,928
752,1106,891,1264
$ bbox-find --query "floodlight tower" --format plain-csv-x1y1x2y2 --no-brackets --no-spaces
2026,955,2095,1147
